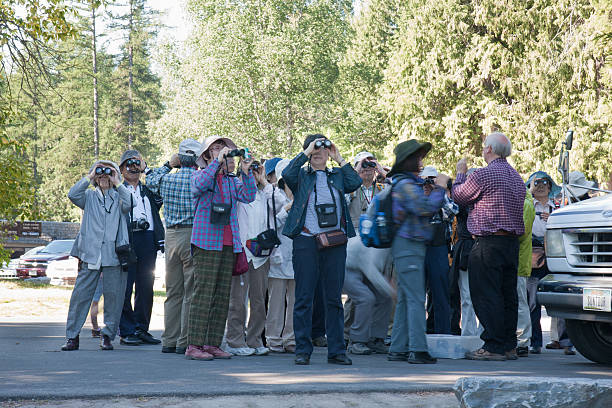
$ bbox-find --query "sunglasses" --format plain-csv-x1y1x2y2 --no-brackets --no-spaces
534,179,549,186
126,158,141,167
95,167,113,176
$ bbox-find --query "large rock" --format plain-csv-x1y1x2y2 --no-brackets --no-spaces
454,376,612,407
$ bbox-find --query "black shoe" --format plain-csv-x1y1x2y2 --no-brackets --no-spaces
408,351,437,364
162,346,176,353
312,336,327,347
530,346,542,354
328,354,352,365
175,347,187,355
100,334,114,350
517,346,529,357
136,329,161,345
387,352,408,361
295,353,310,365
120,334,142,346
61,336,79,351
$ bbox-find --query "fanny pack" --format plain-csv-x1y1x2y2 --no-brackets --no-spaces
315,229,347,249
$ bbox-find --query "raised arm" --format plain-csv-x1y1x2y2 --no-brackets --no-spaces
394,181,445,218
452,172,483,206
192,159,221,197
282,152,308,193
235,171,257,204
68,177,91,210
340,163,362,194
145,165,171,195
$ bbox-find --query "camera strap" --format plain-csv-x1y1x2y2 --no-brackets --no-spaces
266,186,279,233
313,170,337,210
211,167,233,208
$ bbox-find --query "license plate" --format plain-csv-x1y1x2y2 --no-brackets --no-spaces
583,288,612,312
28,270,38,277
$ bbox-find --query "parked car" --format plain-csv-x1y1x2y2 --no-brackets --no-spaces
16,240,74,279
1,246,45,280
46,257,79,286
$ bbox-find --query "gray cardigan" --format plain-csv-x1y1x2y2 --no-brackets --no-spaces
68,177,133,267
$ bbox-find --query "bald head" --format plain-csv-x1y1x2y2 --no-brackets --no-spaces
484,132,512,159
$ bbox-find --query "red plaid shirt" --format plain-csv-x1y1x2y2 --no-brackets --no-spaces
191,160,257,253
452,158,525,236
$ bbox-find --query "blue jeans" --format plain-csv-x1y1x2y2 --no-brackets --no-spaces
292,235,347,358
425,245,451,334
390,237,428,353
119,231,157,336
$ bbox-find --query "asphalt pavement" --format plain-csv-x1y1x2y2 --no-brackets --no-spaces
1,322,611,401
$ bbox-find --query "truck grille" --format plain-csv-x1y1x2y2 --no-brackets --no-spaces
566,227,612,267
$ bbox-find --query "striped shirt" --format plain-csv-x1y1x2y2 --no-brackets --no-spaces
452,158,526,236
146,166,196,227
191,159,257,253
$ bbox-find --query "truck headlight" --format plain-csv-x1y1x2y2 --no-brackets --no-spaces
545,229,565,257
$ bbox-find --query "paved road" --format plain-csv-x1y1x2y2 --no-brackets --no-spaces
1,322,611,400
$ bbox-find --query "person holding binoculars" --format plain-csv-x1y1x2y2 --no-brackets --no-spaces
117,150,165,347
185,136,257,361
62,160,134,351
281,134,362,366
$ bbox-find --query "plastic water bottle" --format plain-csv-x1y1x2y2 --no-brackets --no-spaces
376,212,389,243
360,216,373,235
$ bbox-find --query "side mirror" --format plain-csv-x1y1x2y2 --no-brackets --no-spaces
565,130,573,150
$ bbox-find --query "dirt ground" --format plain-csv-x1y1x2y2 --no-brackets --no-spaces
1,393,459,408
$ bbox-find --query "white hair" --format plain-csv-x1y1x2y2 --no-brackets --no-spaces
484,132,512,158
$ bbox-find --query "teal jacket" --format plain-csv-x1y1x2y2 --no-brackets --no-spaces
281,152,362,239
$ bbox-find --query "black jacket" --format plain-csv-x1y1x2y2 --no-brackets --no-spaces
123,182,165,252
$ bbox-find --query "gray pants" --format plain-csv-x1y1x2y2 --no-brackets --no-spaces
390,237,428,352
225,260,269,349
66,265,127,340
516,276,532,348
459,268,482,336
161,227,195,348
343,268,392,343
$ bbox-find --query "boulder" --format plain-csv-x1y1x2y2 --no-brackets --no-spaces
454,376,612,407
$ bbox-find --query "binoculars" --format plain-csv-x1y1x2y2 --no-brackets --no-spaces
315,139,332,149
251,162,261,171
362,161,376,168
95,167,113,176
226,148,252,159
126,158,141,167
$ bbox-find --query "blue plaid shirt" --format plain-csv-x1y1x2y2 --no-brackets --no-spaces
146,166,196,227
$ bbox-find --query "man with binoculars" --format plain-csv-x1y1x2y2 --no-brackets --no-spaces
117,150,165,346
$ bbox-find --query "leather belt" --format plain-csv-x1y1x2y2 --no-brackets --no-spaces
167,224,192,229
474,230,518,238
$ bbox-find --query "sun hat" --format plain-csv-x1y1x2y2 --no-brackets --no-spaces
119,150,141,167
196,135,237,168
420,166,438,178
387,139,432,177
567,171,597,198
265,157,282,176
353,151,375,166
525,171,561,199
275,159,291,181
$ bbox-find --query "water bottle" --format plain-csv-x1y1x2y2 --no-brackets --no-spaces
376,212,389,243
360,215,373,235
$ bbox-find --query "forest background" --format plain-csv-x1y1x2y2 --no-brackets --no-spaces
1,0,610,232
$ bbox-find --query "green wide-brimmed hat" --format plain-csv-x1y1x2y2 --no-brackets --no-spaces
388,139,432,177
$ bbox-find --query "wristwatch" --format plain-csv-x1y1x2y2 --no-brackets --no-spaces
163,161,172,170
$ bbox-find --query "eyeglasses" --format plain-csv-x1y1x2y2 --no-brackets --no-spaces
534,179,549,186
126,158,141,167
95,167,113,176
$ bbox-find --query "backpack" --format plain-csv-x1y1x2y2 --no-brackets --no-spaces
358,175,405,248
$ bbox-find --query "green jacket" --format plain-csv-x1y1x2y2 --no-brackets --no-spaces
518,189,535,277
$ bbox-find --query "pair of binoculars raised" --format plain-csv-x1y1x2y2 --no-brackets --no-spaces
225,148,252,159
362,161,376,168
126,158,141,167
95,167,113,176
315,139,332,149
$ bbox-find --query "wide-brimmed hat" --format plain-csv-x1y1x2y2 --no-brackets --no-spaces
265,157,282,176
179,138,201,156
353,151,375,166
89,160,121,186
119,149,141,167
275,159,291,181
196,135,237,168
420,166,438,178
525,171,561,199
388,139,432,177
567,171,597,198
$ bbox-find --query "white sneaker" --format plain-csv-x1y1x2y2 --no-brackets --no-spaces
254,346,269,356
223,346,255,356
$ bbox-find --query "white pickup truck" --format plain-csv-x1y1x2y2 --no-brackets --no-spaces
538,193,612,364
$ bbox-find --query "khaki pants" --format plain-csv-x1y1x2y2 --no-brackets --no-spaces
225,260,269,348
161,227,194,348
516,276,532,348
265,277,295,349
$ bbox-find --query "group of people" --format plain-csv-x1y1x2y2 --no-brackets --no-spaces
60,130,580,364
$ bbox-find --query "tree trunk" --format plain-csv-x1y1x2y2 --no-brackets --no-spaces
92,3,99,160
128,0,134,148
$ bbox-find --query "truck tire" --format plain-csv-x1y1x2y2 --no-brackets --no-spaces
566,319,612,364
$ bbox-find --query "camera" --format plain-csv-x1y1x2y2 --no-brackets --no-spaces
314,139,332,149
131,218,150,231
423,177,436,185
95,167,113,176
362,160,376,168
251,161,261,171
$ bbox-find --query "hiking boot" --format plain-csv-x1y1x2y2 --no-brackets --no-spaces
91,329,101,338
367,338,389,354
564,347,576,355
203,345,232,359
408,351,437,364
505,349,518,360
387,352,408,361
530,346,542,354
100,334,113,350
295,353,310,365
465,348,506,361
61,336,79,351
254,346,269,356
348,342,373,355
517,346,529,357
312,336,327,347
546,341,561,350
185,345,213,361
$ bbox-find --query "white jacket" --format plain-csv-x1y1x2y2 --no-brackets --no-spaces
268,188,294,279
237,186,270,269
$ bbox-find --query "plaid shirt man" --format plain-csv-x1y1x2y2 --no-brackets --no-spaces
146,166,196,227
452,158,526,236
392,173,446,242
191,159,256,253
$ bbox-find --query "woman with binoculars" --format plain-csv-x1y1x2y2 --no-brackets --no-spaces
185,135,257,361
62,160,134,351
281,134,362,366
